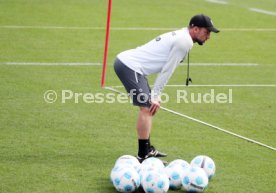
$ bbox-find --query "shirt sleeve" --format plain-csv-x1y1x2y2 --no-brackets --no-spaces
151,39,189,101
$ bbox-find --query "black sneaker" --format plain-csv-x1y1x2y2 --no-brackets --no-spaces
136,146,167,163
136,154,168,166
136,150,156,163
148,145,167,157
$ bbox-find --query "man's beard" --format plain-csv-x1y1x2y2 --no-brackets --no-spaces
195,38,205,46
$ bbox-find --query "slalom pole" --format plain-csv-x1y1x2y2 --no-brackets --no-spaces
101,0,112,88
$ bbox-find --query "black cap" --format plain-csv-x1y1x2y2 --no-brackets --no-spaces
189,14,220,33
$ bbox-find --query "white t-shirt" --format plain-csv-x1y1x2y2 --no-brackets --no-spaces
117,27,193,100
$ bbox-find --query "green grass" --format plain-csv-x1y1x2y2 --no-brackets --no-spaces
0,0,276,193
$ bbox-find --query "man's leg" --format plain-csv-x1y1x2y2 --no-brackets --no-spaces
137,107,152,140
113,58,166,161
137,107,152,159
136,107,167,162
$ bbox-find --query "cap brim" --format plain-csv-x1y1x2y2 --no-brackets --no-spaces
208,26,220,33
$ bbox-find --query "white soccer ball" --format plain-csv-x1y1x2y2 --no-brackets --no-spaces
141,170,170,193
139,165,162,186
141,157,165,171
190,155,216,180
182,166,209,193
110,164,124,182
165,163,185,190
164,159,190,190
115,155,141,173
110,166,140,193
139,158,165,187
167,159,190,170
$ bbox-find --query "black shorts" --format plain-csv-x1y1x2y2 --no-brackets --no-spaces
114,58,151,107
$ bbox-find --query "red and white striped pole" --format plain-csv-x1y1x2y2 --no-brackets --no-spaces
101,0,112,88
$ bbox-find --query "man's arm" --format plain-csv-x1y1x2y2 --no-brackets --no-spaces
151,42,189,102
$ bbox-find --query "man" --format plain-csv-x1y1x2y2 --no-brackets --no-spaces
114,14,219,162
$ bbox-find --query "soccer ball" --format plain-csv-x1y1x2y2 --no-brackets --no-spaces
190,155,216,180
114,155,141,173
165,163,185,190
164,159,190,190
141,157,165,171
139,157,166,186
167,159,190,170
110,164,124,182
182,166,209,193
141,170,170,193
139,157,165,180
141,157,165,169
110,166,140,193
139,165,163,186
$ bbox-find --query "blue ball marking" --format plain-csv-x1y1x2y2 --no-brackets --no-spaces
114,178,120,186
194,157,202,165
124,185,133,192
208,163,214,169
146,174,153,182
183,176,190,185
157,180,164,189
124,172,131,179
172,172,180,180
195,176,203,185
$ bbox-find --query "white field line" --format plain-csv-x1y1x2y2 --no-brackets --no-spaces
161,106,276,151
109,84,276,88
221,28,276,32
179,63,258,66
164,84,276,87
0,62,261,66
1,25,276,31
206,0,228,5
104,86,275,151
249,8,276,16
0,62,101,66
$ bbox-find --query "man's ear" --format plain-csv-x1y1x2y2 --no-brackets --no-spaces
194,26,199,33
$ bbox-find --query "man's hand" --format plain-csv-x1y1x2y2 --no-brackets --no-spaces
149,100,160,116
